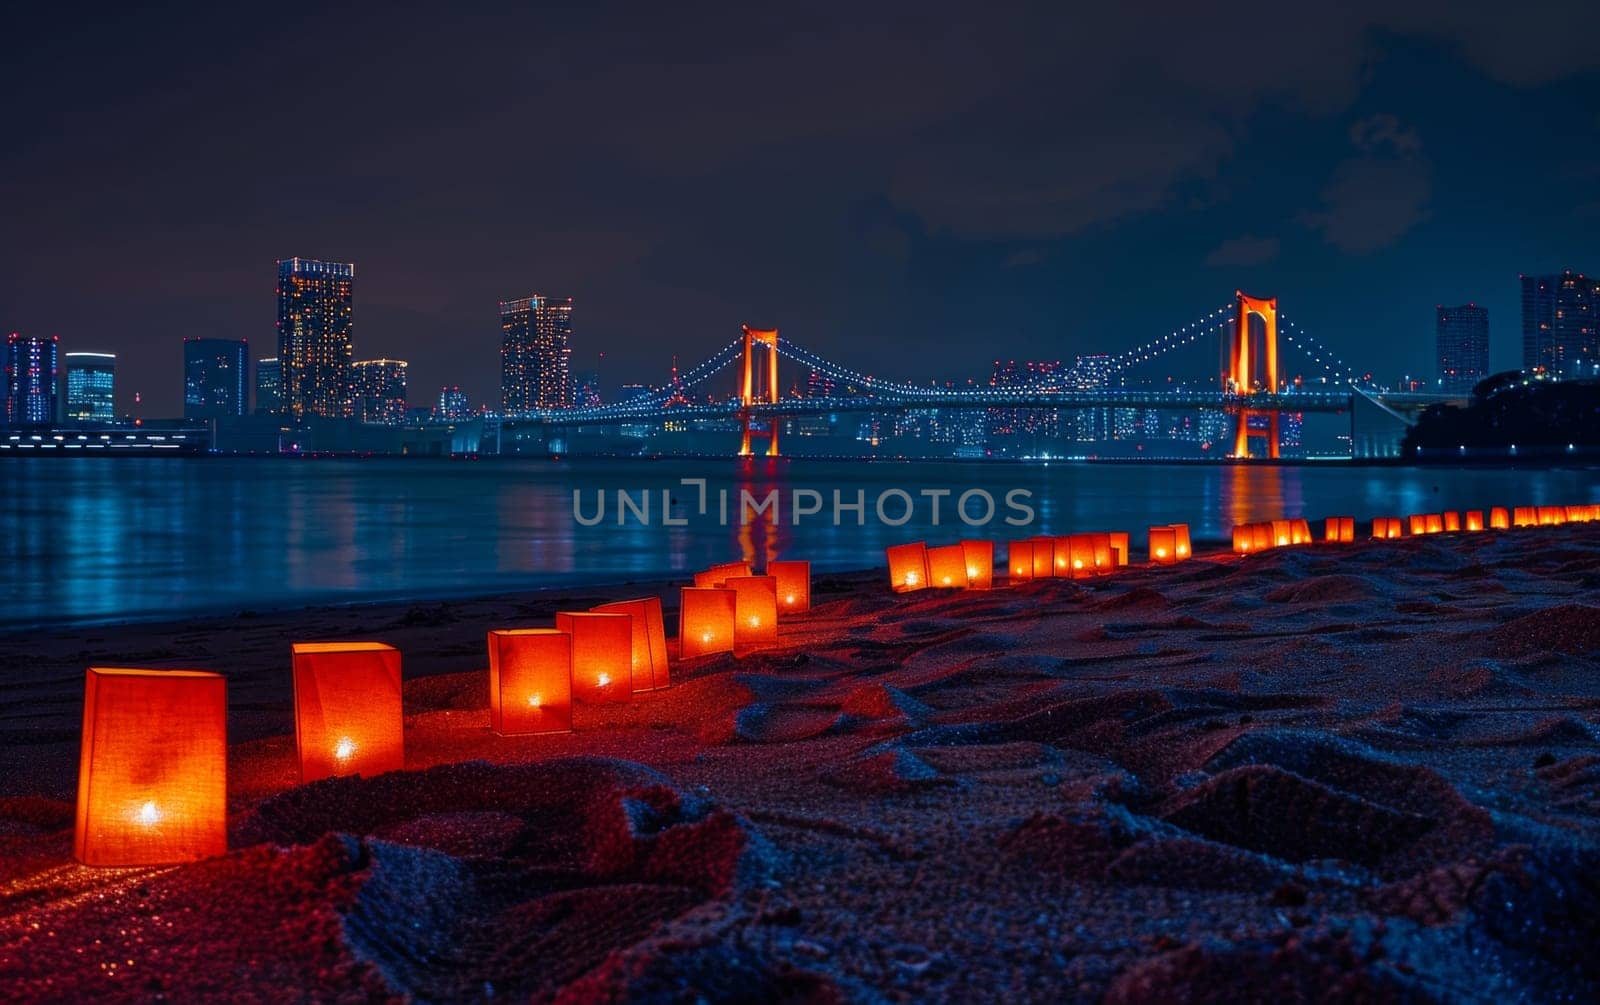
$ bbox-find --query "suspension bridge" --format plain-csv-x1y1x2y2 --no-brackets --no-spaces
503,292,1459,459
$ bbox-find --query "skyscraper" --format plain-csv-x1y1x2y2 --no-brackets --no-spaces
436,386,471,420
64,352,116,422
183,338,249,419
1435,304,1489,393
256,357,282,415
352,359,409,425
1521,271,1598,377
500,295,573,415
4,333,59,426
277,258,355,418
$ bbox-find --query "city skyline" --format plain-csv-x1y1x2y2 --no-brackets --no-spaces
4,6,1599,416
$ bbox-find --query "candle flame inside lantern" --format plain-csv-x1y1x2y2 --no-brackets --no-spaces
1277,537,1288,546
968,566,979,578
1155,548,1167,559
1073,559,1084,570
702,631,713,643
526,693,542,708
334,737,357,762
905,572,919,586
596,673,611,688
136,801,161,828
749,616,761,628
785,594,796,605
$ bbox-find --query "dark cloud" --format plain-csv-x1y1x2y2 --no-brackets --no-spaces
1302,115,1432,253
1205,236,1281,267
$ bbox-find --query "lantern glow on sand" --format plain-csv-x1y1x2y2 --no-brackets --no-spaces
926,544,970,588
592,597,670,691
1324,517,1355,543
1491,507,1511,530
960,539,994,590
292,642,404,783
1008,540,1037,582
1373,517,1404,540
554,612,635,702
679,587,737,658
1465,511,1484,532
75,668,227,866
693,562,753,588
1444,511,1461,532
1109,532,1130,567
886,542,930,592
487,629,573,735
1148,525,1179,565
768,560,811,612
1513,507,1537,527
1233,525,1254,554
723,575,780,647
1026,536,1056,578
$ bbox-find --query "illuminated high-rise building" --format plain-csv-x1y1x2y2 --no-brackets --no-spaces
352,359,409,425
64,352,116,422
184,338,249,419
436,386,471,420
1435,304,1489,393
277,257,355,418
1521,271,1598,377
500,295,573,414
255,357,282,415
4,333,59,426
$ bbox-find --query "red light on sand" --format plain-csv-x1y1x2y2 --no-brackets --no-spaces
886,542,930,593
487,629,573,735
767,560,811,612
960,540,994,590
75,668,227,866
554,612,634,702
292,642,403,783
723,575,779,647
592,597,670,691
679,587,736,658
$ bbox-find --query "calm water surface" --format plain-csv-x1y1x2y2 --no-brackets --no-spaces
2,457,1597,627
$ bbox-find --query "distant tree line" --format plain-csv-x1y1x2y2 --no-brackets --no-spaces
1403,372,1600,451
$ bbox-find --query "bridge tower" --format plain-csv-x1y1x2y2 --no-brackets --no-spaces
1227,291,1281,459
738,325,781,457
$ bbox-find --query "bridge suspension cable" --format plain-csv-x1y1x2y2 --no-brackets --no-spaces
1278,316,1359,385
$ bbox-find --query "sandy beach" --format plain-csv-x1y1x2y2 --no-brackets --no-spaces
2,526,1599,1001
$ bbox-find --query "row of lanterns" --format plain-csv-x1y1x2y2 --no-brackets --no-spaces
1239,502,1599,553
73,560,815,867
885,525,1194,592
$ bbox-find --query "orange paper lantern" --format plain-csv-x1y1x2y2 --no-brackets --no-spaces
75,668,227,867
679,587,736,658
1513,506,1537,527
1025,536,1056,578
1288,519,1312,545
554,612,634,702
960,539,994,590
1008,540,1037,582
293,642,404,783
1490,507,1511,530
886,542,930,592
1250,522,1272,551
723,575,779,647
1270,519,1292,547
1049,535,1073,577
487,629,573,735
1169,524,1192,559
1323,516,1355,543
1063,534,1096,579
1463,510,1484,532
1372,517,1403,540
693,561,752,588
768,560,811,612
926,544,970,588
1233,524,1255,554
1443,511,1461,532
592,597,670,691
1538,506,1564,526
1148,525,1178,565
1108,532,1130,567
1565,505,1589,523
1424,514,1444,534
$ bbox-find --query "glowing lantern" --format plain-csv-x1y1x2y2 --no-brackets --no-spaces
1464,511,1484,532
487,629,573,735
1026,536,1057,578
1109,532,1130,567
767,560,811,612
1233,524,1254,554
1008,540,1037,582
75,668,227,866
679,587,736,658
1089,533,1114,572
1538,506,1564,526
1265,519,1288,547
554,612,634,702
1372,517,1403,540
886,542,929,592
1490,507,1511,530
960,539,994,590
1407,515,1426,536
1289,519,1312,545
693,562,752,588
1443,511,1461,532
1168,524,1192,559
1250,522,1272,551
926,544,970,588
1424,514,1444,534
1323,517,1355,543
1513,506,1537,527
592,597,670,691
292,642,403,783
1148,525,1178,565
723,575,780,647
1063,534,1097,579
1565,505,1589,523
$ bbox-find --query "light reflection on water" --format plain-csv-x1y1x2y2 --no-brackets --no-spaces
1,456,1595,627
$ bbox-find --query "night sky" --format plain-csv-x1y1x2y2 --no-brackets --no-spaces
4,3,1599,415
